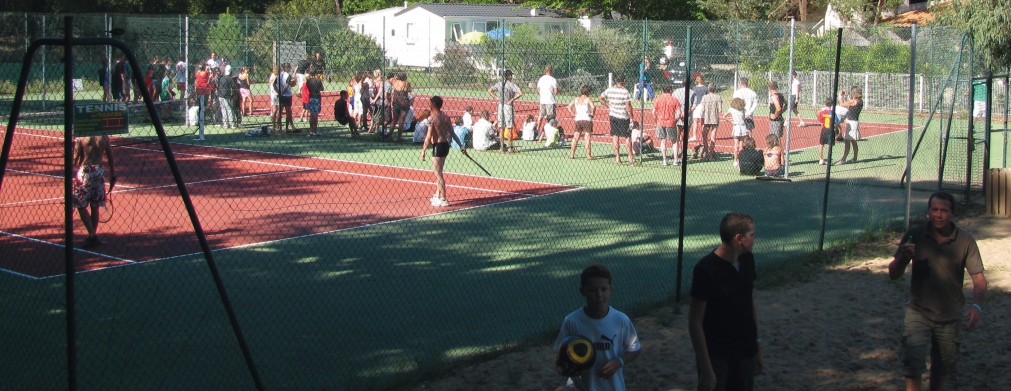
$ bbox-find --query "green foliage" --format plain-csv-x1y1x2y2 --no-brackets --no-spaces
522,0,702,20
265,0,339,17
698,0,789,20
318,23,385,80
588,26,639,77
432,44,482,85
769,31,912,74
208,9,243,63
934,0,1011,69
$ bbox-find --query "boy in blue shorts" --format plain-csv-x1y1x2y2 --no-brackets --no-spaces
555,263,642,390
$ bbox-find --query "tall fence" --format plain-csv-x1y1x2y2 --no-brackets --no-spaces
0,13,1006,390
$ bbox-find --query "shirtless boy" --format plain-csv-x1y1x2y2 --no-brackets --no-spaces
420,96,466,207
73,135,116,248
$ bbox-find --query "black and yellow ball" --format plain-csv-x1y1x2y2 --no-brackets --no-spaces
556,335,596,376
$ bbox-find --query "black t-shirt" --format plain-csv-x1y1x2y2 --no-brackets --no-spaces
739,149,763,176
297,59,311,74
306,77,324,100
690,85,708,107
690,251,758,359
769,92,785,120
845,99,863,121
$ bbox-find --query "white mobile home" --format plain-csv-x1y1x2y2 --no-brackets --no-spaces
348,3,569,68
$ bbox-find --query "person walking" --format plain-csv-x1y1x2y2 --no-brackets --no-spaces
889,192,987,391
689,212,765,391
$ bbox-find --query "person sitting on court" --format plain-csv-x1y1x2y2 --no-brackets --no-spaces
451,116,470,149
543,118,562,147
521,115,537,141
763,133,785,177
334,90,359,136
738,136,764,176
412,109,431,144
471,110,499,151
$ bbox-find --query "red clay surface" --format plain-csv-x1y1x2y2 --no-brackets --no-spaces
0,131,575,279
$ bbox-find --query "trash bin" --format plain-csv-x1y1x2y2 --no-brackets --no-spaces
987,168,1011,217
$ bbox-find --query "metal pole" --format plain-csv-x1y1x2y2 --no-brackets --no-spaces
785,18,796,178
982,67,992,195
905,23,918,229
675,26,692,304
818,28,843,252
42,15,47,111
62,16,78,391
1005,66,1009,168
965,37,975,202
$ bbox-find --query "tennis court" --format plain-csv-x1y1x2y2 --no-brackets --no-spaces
0,128,576,278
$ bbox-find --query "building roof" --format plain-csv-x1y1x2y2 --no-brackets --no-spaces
394,3,568,18
882,8,935,26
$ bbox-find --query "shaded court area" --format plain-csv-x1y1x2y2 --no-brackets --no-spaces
0,129,575,278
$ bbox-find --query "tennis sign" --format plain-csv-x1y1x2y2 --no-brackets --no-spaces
74,102,129,136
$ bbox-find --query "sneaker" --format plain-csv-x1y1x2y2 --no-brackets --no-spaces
673,160,682,166
819,159,826,165
834,160,845,165
662,161,669,166
732,160,740,167
435,198,449,207
798,121,807,127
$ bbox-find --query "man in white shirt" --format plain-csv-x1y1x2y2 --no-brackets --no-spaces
174,56,187,94
790,71,807,126
471,110,498,151
205,52,219,71
733,77,759,120
536,65,558,137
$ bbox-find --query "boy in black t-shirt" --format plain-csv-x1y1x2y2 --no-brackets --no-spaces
689,212,764,391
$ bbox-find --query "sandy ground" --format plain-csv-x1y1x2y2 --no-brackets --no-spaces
409,207,1011,391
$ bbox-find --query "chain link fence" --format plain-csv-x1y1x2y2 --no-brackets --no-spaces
0,13,1004,391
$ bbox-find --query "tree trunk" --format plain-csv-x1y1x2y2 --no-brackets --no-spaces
798,0,808,22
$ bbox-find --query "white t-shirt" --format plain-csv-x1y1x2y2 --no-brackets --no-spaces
412,119,429,143
554,307,641,391
206,58,219,70
175,61,187,83
472,118,497,150
462,112,473,130
730,107,747,137
538,74,558,104
791,77,801,96
733,87,759,117
522,121,536,141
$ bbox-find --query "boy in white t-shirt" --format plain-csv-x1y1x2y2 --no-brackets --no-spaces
555,264,641,391
462,106,474,130
521,115,537,141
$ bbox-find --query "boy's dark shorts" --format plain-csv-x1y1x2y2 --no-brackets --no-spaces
820,127,836,146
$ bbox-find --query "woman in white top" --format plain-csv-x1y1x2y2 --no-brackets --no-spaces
267,66,279,120
567,85,596,159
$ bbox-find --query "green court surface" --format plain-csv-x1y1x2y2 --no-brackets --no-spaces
3,101,1007,390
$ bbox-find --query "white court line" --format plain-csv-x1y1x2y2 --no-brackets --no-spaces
0,230,137,280
123,144,560,198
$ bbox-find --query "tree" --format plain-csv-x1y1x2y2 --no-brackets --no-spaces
934,0,1011,69
207,9,243,62
521,0,703,20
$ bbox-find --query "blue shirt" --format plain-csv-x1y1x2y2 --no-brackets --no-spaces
452,125,470,149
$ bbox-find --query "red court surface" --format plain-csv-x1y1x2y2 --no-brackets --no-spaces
0,132,576,279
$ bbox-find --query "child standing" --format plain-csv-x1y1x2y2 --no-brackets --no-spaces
816,98,835,165
725,97,748,167
555,264,642,391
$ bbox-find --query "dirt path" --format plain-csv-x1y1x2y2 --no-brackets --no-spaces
409,207,1011,391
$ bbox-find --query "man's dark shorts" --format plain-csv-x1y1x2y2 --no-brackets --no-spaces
432,141,450,158
609,116,630,138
